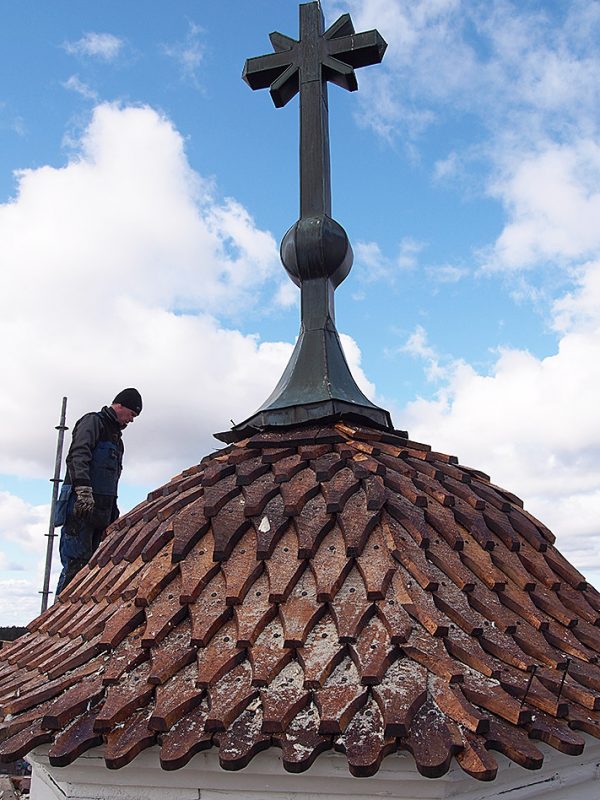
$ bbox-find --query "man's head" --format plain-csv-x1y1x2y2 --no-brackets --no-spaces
112,388,142,427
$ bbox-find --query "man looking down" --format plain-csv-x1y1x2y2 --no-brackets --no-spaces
55,388,142,594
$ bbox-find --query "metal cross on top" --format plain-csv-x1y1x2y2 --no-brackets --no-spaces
243,2,386,220
222,2,393,440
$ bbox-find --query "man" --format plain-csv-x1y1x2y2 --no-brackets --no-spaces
55,388,143,594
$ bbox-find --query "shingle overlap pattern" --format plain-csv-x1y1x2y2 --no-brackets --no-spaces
1,422,600,780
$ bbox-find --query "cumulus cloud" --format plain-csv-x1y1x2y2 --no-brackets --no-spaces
395,325,450,383
0,102,375,487
64,32,125,62
486,140,600,271
0,103,280,482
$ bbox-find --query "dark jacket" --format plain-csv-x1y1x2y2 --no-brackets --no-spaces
65,406,124,493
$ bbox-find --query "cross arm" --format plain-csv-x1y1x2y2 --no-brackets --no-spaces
322,55,358,92
242,48,297,91
327,29,387,70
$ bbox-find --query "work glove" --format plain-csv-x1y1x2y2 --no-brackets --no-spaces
73,485,95,520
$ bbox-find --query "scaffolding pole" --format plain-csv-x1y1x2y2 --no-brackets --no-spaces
40,397,68,613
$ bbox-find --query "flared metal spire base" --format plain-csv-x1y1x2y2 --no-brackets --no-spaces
216,302,392,443
215,273,393,444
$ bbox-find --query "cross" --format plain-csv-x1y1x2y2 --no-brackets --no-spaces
243,2,387,220
224,2,392,438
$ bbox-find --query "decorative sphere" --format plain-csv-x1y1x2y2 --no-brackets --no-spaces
280,214,353,287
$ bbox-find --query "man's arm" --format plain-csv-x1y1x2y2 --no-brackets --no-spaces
66,413,103,487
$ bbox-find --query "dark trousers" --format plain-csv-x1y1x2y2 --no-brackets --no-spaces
56,495,116,595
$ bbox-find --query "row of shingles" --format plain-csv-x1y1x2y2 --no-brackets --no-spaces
74,461,214,767
41,447,253,769
164,435,338,771
342,426,600,761
350,425,600,671
400,451,600,753
202,469,495,781
376,484,582,766
0,527,138,755
160,429,378,774
0,507,135,737
367,423,598,628
309,503,502,780
0,460,212,766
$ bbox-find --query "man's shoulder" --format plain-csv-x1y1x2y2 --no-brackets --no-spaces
76,410,102,423
69,411,104,446
73,410,103,430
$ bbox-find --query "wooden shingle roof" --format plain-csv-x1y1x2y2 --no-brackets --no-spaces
2,422,600,780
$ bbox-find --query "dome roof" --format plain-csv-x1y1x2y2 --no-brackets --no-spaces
2,421,600,780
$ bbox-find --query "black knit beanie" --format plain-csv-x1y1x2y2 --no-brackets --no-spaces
113,388,143,414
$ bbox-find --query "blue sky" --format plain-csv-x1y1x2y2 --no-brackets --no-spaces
1,0,600,623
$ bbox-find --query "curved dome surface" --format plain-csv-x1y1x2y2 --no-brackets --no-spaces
1,422,600,780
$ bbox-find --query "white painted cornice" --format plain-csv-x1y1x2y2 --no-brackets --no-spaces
29,737,600,800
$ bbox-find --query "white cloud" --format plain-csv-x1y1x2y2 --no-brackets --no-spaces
0,579,46,626
0,492,54,621
355,237,423,282
274,280,299,309
63,74,98,101
0,492,48,553
0,102,374,488
328,1,600,282
486,140,600,271
339,333,377,402
396,324,450,383
0,103,280,482
399,261,600,582
397,237,423,270
332,0,600,140
64,32,124,62
425,264,468,283
401,324,436,361
433,151,460,181
162,22,205,88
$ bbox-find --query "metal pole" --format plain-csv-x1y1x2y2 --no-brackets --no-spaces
40,397,68,613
